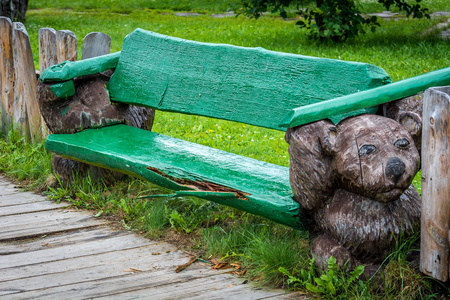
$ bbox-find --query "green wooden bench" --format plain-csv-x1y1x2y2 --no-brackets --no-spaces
40,29,450,229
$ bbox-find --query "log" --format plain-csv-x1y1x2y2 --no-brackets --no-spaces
0,17,14,134
12,22,42,140
56,30,77,64
39,28,57,73
420,86,450,282
82,32,111,60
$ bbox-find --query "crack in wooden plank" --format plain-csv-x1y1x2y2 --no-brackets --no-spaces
146,166,250,200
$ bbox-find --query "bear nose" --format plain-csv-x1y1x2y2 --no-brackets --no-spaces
386,157,405,183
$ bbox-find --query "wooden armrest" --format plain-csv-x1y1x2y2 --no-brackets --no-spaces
40,51,121,82
279,67,450,128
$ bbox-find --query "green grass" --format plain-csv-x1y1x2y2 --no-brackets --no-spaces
1,0,449,298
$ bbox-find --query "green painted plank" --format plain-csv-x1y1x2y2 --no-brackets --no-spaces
280,67,450,128
107,29,390,131
40,51,121,82
46,125,302,229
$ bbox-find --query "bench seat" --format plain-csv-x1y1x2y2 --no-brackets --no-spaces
46,124,302,229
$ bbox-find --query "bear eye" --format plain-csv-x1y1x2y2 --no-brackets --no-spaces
394,138,409,149
359,144,377,156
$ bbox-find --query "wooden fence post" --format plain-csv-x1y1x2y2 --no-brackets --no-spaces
82,32,111,60
39,28,57,73
56,30,77,64
0,16,14,134
420,86,450,282
12,22,42,141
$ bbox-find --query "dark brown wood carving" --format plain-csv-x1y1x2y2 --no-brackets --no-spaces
286,98,423,272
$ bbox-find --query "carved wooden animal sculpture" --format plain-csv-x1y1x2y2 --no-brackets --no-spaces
286,113,421,272
37,74,155,183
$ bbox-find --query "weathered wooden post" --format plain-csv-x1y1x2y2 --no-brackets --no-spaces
82,32,111,60
56,30,77,64
420,86,450,282
39,28,57,74
13,22,43,141
0,16,14,134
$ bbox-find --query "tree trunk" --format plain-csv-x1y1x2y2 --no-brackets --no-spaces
0,0,28,22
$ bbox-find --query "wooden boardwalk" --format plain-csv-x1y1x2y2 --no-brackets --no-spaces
0,176,305,299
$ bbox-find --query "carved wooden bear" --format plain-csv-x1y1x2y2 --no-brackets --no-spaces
285,111,422,271
37,74,155,184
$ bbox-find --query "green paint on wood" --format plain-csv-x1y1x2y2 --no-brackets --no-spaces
40,51,121,82
46,124,303,229
49,80,75,98
107,29,390,131
280,67,450,128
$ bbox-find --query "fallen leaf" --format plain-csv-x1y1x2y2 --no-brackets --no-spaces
212,262,229,270
230,263,241,269
152,252,161,255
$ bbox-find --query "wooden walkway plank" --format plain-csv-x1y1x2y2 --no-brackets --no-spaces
0,192,48,206
1,208,96,226
0,241,179,282
0,248,189,295
0,234,154,269
1,264,230,300
0,212,104,242
0,175,297,299
0,227,124,255
110,273,288,300
0,200,68,216
0,186,19,196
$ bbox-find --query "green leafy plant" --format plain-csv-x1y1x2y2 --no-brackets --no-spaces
297,0,380,42
279,256,365,298
235,0,430,41
165,206,192,233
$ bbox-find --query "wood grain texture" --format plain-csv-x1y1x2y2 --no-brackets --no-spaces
38,28,57,73
107,29,390,131
287,114,421,269
0,209,104,241
0,192,47,206
12,22,42,141
56,30,77,64
82,32,111,60
0,176,293,299
281,67,450,128
0,200,68,216
420,86,450,282
0,17,14,133
46,124,303,229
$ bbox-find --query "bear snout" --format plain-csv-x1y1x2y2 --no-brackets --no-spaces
385,157,406,183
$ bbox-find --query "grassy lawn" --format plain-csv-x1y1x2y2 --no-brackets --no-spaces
1,0,449,298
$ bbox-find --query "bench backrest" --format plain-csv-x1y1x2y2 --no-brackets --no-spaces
107,29,390,131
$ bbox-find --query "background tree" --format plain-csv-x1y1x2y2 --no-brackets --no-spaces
234,0,430,42
0,0,28,22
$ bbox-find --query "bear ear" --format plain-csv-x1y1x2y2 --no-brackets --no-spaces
398,112,422,138
319,125,338,155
